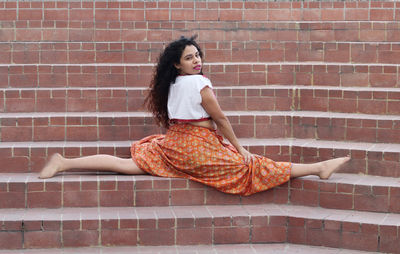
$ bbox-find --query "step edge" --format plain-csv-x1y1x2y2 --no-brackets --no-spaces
1,172,399,188
1,203,398,226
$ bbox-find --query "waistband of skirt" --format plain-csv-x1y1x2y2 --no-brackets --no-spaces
168,122,217,134
169,117,212,124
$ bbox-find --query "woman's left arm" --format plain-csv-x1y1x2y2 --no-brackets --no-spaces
200,86,254,164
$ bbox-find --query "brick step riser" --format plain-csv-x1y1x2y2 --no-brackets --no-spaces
1,115,399,144
1,64,399,88
0,212,398,253
2,87,400,115
1,1,399,17
2,25,399,44
1,1,399,23
1,175,399,215
2,41,400,65
1,143,399,177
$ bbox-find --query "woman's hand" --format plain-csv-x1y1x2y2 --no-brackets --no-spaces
238,147,254,165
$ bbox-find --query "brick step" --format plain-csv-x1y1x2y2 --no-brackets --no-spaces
0,204,398,252
1,20,399,43
1,63,399,88
0,243,380,254
2,86,400,115
1,139,399,177
1,172,399,215
1,41,400,65
1,111,399,144
0,1,398,23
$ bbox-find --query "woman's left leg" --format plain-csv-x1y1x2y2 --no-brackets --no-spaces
290,157,350,179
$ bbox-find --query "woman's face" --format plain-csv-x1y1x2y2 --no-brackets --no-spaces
175,45,202,75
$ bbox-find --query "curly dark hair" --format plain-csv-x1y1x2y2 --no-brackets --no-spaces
145,35,204,128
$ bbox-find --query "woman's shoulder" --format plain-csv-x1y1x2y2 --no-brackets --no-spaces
178,74,210,82
179,74,212,87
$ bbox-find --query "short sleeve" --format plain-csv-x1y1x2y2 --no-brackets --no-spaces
194,75,213,93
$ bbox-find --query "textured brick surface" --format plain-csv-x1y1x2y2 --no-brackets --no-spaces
1,63,400,88
2,41,400,64
0,204,399,251
1,173,400,215
1,111,399,143
2,139,400,176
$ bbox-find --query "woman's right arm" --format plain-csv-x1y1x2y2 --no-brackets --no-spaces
200,86,254,164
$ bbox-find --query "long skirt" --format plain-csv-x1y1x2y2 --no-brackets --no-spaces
130,124,291,196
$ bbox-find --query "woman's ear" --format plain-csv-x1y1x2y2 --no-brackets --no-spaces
174,63,180,70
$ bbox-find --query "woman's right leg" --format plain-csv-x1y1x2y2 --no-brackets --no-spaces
39,153,146,179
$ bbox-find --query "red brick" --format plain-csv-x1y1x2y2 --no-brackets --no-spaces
24,231,61,249
135,191,169,206
241,189,275,205
0,231,23,249
63,230,99,247
252,225,286,243
100,190,133,207
27,191,61,208
70,9,94,21
320,192,353,210
370,73,398,87
138,229,175,245
290,189,318,207
101,229,137,246
389,187,400,212
63,191,98,207
205,189,241,205
1,157,29,173
176,228,212,245
287,226,306,244
370,9,394,21
170,190,205,206
342,232,379,252
346,9,369,21
145,9,169,21
321,9,344,21
379,226,400,253
243,9,267,21
214,227,250,244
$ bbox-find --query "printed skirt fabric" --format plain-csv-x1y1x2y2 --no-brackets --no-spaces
130,124,291,196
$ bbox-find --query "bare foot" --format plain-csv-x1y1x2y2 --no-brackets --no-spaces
39,153,64,179
318,156,350,180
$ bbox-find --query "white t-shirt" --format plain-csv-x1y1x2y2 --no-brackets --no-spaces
168,75,213,121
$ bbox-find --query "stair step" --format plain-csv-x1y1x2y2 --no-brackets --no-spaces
1,111,399,143
1,138,399,177
1,41,400,64
1,62,399,88
1,20,399,43
0,203,399,251
0,1,399,24
2,86,400,115
0,172,399,214
0,243,381,254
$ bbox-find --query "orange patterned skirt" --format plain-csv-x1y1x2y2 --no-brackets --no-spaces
130,124,291,196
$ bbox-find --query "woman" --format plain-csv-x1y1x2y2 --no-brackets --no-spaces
40,36,349,196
